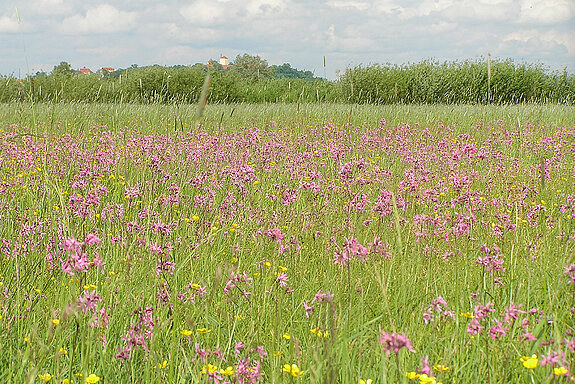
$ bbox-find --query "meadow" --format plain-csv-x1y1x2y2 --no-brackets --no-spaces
0,102,574,383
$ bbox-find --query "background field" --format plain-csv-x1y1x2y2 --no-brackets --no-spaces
2,58,574,105
0,102,574,383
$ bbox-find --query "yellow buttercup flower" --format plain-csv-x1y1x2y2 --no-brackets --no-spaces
220,366,234,376
283,364,304,377
38,373,52,382
406,371,420,380
51,319,60,326
418,374,438,384
197,328,212,334
553,367,568,376
180,329,193,336
359,379,373,384
201,364,218,374
85,374,101,383
520,354,539,369
282,333,291,340
433,364,449,373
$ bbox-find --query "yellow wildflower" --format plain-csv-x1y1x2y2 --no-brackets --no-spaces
520,355,539,369
84,374,101,383
553,367,568,376
220,366,234,376
433,364,450,372
38,373,52,382
405,372,420,380
201,364,218,374
359,380,373,384
283,333,291,340
283,364,304,377
197,328,211,334
418,374,437,384
180,329,193,336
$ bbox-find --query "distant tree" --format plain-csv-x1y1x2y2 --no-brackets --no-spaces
34,71,48,79
272,63,315,80
51,61,76,77
206,60,224,71
230,54,273,81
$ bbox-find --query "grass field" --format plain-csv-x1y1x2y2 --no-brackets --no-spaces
0,102,574,383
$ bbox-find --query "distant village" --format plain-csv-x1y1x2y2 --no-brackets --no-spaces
78,56,233,75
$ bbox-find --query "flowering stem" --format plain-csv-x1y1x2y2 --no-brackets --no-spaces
68,317,80,384
395,353,401,384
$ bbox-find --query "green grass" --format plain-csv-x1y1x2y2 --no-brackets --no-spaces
0,102,574,383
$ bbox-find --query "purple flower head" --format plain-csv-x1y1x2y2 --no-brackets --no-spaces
565,264,575,285
275,272,289,287
379,331,415,355
263,228,284,243
419,355,431,375
84,233,101,246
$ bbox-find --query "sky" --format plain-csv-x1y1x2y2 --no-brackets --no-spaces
0,0,574,80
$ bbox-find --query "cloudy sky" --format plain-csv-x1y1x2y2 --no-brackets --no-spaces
1,0,574,79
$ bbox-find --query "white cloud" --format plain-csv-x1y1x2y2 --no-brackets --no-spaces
429,21,457,33
59,4,137,34
441,0,518,22
26,0,74,15
245,0,287,16
327,1,371,11
504,29,575,56
180,0,288,27
180,1,227,26
325,24,375,52
518,0,575,25
0,14,20,33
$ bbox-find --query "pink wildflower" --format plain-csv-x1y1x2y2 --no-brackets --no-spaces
379,331,415,355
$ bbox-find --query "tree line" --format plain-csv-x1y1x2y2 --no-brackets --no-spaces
1,55,573,104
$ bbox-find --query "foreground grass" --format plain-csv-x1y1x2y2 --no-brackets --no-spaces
0,103,574,383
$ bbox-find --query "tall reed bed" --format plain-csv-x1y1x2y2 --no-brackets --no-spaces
1,58,573,105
